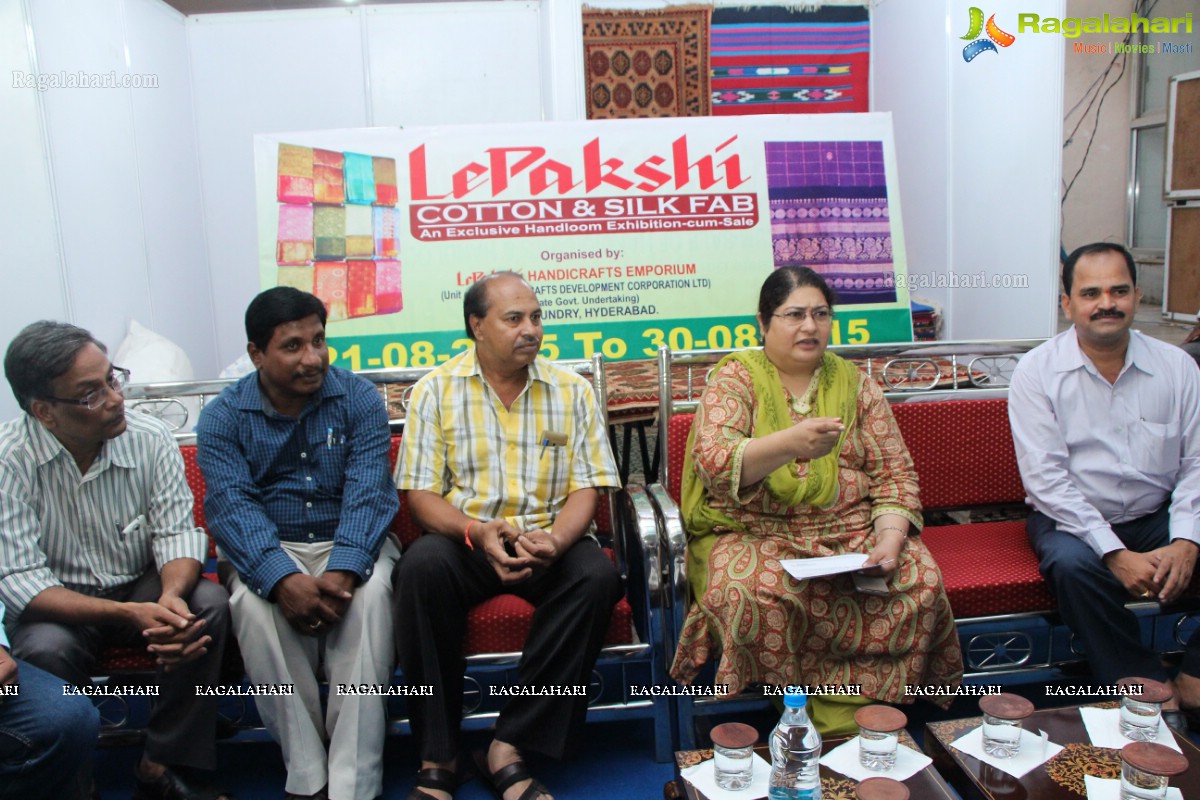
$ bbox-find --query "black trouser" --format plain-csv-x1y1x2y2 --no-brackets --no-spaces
1028,504,1200,686
11,570,230,770
393,534,621,761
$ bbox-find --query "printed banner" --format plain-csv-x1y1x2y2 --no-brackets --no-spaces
254,115,912,369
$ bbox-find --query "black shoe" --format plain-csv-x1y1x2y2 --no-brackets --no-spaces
283,789,327,800
132,766,232,800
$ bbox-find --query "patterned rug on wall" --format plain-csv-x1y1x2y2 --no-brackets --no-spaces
582,5,711,118
711,4,870,115
766,140,896,305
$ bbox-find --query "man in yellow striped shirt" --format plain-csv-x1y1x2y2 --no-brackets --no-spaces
394,272,621,800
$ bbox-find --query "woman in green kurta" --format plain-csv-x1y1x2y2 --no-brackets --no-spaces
669,267,962,731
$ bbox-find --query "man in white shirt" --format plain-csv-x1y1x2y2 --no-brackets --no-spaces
1009,243,1200,728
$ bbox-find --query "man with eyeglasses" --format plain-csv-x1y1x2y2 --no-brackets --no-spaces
0,321,231,800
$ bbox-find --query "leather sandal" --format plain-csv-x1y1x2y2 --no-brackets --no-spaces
407,757,475,800
132,766,233,800
473,751,551,800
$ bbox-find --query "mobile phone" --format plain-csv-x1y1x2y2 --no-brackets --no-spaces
852,572,889,596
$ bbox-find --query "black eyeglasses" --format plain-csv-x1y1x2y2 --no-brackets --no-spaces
43,367,130,411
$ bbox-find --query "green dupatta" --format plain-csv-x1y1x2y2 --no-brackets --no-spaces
680,349,859,601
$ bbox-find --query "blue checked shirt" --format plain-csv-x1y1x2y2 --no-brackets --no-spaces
196,366,398,598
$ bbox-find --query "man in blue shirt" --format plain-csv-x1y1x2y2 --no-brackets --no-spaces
0,600,99,800
197,288,400,800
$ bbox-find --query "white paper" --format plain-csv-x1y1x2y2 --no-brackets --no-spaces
948,726,1064,779
819,736,932,782
1084,774,1183,800
781,553,869,581
1078,706,1182,753
680,752,773,800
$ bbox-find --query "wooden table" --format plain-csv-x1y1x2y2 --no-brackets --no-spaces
924,702,1200,800
665,730,957,799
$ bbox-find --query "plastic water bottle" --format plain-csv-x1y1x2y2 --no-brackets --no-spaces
768,689,822,800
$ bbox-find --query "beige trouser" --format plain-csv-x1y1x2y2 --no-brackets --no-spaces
223,538,400,800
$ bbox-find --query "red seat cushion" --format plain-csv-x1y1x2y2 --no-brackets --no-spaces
180,444,216,559
891,399,1024,510
665,413,695,505
668,402,1024,511
96,645,156,672
466,595,634,654
464,545,634,653
665,404,1049,620
921,520,1055,617
389,437,423,547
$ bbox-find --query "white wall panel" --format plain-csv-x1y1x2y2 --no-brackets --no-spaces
946,0,1063,340
872,0,951,311
0,0,69,420
540,0,584,120
365,3,542,127
873,0,1063,341
28,0,152,356
125,0,216,377
188,10,368,369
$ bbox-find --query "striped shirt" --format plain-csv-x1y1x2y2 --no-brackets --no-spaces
396,348,620,531
0,412,206,619
0,604,7,649
196,366,398,598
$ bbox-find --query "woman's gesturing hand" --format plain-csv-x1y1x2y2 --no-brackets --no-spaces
790,417,845,460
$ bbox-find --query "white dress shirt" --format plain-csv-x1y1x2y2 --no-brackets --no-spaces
1009,328,1200,557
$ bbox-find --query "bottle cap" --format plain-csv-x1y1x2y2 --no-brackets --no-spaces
783,687,808,708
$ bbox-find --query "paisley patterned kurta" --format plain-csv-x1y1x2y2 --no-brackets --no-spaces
669,360,963,705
